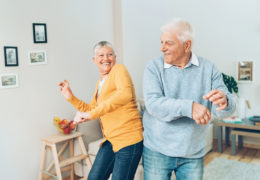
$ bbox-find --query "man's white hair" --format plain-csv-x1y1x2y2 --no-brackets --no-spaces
93,41,115,56
161,18,194,43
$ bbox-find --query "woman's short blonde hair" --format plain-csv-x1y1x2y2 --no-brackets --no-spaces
93,41,115,56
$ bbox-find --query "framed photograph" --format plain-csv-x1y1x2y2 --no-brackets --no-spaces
238,61,253,82
28,50,47,65
0,74,19,89
4,46,18,66
33,23,47,43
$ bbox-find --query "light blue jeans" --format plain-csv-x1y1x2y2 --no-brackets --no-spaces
143,146,204,180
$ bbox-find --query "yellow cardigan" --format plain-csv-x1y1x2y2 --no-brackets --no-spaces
68,64,143,152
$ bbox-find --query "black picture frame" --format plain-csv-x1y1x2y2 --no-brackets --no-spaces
4,46,19,67
33,23,47,43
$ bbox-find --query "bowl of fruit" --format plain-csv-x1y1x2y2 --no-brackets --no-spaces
53,117,76,134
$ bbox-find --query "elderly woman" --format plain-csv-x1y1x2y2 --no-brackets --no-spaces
59,41,143,180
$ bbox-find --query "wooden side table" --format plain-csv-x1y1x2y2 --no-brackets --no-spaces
217,119,260,153
39,132,92,180
231,128,260,155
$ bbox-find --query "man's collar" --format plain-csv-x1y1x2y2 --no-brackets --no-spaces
164,62,173,68
164,53,199,68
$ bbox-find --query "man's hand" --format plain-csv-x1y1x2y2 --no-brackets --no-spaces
73,111,91,124
192,102,211,125
59,80,73,100
203,89,227,111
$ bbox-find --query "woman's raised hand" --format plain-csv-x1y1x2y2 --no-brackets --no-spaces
59,80,73,100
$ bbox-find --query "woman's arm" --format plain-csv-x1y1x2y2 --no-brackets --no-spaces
88,64,133,119
59,80,94,112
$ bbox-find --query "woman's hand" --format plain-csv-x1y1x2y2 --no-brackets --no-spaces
59,80,73,100
73,111,92,124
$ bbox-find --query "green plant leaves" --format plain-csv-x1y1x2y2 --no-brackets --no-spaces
222,73,238,94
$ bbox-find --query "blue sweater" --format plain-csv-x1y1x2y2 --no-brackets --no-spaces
143,55,236,158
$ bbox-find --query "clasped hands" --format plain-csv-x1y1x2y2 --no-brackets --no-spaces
73,111,92,124
192,89,227,125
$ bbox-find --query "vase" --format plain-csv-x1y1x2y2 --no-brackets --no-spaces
239,98,247,119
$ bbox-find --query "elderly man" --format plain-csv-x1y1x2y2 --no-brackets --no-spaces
142,18,236,180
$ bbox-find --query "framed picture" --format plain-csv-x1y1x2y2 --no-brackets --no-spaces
33,23,47,43
238,61,253,82
4,46,18,66
28,50,47,65
0,74,19,89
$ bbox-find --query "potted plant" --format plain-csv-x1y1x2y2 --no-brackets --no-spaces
222,73,238,94
221,73,248,118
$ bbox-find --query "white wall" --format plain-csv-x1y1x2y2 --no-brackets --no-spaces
121,0,260,142
1,0,260,179
0,0,114,179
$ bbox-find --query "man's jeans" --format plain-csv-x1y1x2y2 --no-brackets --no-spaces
88,140,143,180
143,146,204,180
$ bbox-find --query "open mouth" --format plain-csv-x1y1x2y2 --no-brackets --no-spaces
101,62,112,69
102,62,111,65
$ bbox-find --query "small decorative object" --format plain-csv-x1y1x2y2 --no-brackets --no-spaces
249,116,260,121
222,73,238,94
248,116,260,125
237,61,253,82
28,50,47,65
53,116,76,134
0,74,18,89
32,23,47,43
223,116,242,123
4,46,18,66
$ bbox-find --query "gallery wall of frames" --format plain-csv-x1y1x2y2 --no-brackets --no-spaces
0,23,47,89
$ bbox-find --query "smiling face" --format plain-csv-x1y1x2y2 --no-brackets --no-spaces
160,30,191,68
92,46,116,78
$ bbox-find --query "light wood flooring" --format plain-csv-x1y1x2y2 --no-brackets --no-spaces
64,139,260,180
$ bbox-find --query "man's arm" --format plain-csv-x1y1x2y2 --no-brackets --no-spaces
208,64,236,118
143,63,193,122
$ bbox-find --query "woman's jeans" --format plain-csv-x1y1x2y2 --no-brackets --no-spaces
88,140,143,180
143,146,204,180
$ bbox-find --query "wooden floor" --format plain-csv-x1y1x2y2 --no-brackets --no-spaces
63,140,260,180
204,139,260,167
